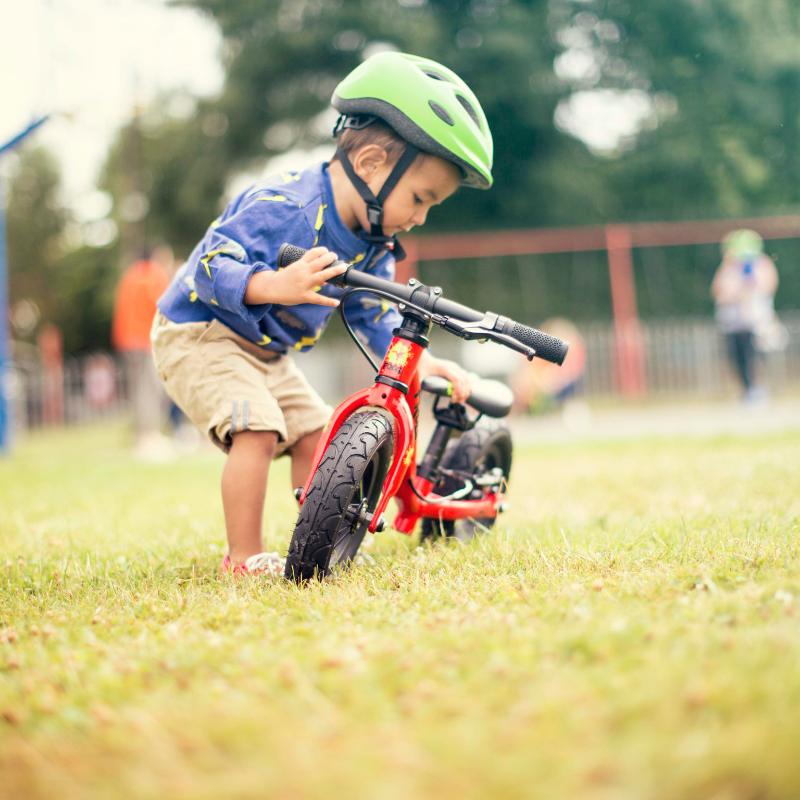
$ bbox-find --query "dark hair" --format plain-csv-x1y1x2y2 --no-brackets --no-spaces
331,121,408,166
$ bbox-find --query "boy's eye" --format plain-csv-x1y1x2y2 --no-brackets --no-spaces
413,194,423,205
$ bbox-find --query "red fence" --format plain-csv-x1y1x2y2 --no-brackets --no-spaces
401,215,800,398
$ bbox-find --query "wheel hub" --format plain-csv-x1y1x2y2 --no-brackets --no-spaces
343,499,369,533
343,500,387,534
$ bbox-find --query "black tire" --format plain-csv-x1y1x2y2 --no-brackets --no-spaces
420,419,512,542
285,411,394,581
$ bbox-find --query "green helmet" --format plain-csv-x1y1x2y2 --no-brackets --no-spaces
332,52,493,190
722,229,763,259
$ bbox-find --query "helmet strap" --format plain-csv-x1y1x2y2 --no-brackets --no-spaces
333,141,419,262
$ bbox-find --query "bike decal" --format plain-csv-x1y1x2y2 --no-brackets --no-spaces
411,381,421,435
381,341,413,377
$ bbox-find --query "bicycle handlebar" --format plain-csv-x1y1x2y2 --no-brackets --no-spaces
276,243,569,365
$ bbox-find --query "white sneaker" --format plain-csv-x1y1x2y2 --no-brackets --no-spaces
220,552,285,576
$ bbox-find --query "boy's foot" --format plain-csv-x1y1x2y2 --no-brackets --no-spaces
220,552,285,576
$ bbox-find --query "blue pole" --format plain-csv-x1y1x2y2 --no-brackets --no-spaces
0,116,49,454
0,117,49,158
0,171,9,452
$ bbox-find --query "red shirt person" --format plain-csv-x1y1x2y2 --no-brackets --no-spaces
112,257,170,440
112,258,170,352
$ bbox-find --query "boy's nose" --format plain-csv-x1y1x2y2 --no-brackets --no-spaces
411,208,428,226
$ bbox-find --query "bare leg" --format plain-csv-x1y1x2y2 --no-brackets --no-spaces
290,427,325,493
221,430,279,563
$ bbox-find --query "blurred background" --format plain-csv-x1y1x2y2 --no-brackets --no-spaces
2,0,800,450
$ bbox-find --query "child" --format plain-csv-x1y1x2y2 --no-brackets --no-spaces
151,52,494,574
712,229,780,401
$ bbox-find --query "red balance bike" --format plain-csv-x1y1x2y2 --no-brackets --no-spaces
277,244,569,581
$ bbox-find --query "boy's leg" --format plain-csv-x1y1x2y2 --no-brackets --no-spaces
222,430,279,563
151,316,297,567
290,427,325,492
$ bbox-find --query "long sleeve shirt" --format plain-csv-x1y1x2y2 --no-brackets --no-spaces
157,162,402,358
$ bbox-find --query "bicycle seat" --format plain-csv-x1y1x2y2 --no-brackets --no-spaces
421,376,514,418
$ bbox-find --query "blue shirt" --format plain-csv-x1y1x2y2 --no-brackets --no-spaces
157,162,402,357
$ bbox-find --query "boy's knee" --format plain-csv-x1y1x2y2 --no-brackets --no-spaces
291,427,324,454
230,429,280,459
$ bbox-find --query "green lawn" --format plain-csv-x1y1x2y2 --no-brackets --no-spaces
2,424,800,799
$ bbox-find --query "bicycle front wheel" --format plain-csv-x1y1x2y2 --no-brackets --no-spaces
285,410,394,581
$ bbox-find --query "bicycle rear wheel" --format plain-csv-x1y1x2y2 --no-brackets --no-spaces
285,411,394,581
420,419,512,542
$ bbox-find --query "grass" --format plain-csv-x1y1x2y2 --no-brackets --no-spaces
2,422,800,799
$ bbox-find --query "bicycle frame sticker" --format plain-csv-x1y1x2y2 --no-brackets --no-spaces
380,340,414,380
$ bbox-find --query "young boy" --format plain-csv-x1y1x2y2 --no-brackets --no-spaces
151,52,494,575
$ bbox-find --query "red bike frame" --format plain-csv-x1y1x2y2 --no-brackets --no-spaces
297,333,505,536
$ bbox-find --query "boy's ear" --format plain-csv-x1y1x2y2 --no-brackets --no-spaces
351,144,390,183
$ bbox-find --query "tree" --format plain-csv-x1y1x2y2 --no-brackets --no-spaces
549,0,800,316
579,0,800,221
6,146,120,354
109,0,583,252
100,106,231,259
99,0,800,320
5,147,67,332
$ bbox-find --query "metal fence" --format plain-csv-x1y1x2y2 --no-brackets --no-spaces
13,353,131,433
11,312,800,433
579,312,800,398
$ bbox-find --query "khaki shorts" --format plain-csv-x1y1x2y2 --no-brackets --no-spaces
151,312,332,455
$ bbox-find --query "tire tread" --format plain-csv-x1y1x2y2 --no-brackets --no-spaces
285,411,393,580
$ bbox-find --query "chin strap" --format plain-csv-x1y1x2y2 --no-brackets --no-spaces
333,116,419,262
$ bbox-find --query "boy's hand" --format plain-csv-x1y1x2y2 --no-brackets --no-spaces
244,247,347,308
417,352,472,404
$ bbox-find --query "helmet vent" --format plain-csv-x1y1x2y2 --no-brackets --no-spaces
456,94,482,131
422,69,452,82
428,101,454,126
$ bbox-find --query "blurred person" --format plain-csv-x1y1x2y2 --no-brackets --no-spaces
112,246,171,453
152,53,491,575
84,353,117,410
711,230,780,402
38,323,64,426
512,318,586,413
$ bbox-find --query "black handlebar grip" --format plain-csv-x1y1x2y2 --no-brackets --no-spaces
276,243,351,288
277,243,307,268
510,323,569,365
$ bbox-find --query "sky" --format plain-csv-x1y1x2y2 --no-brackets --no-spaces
0,0,224,214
